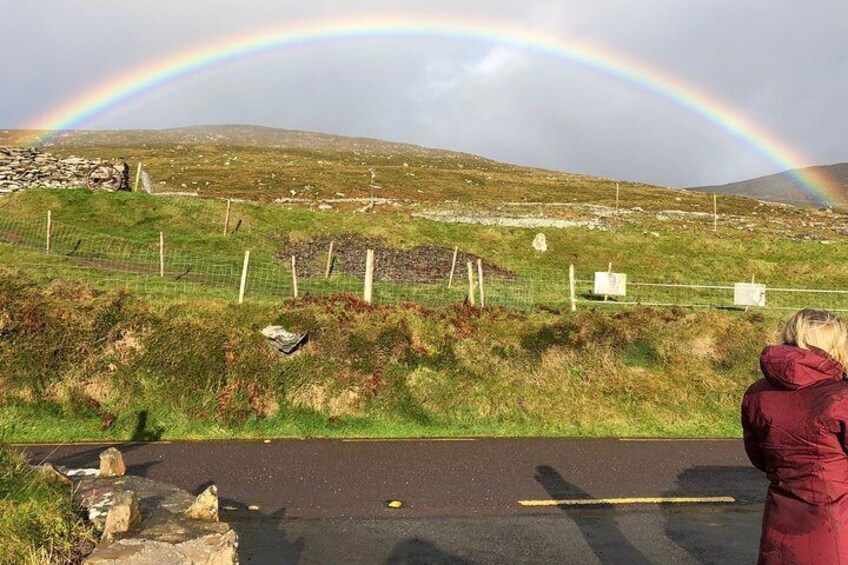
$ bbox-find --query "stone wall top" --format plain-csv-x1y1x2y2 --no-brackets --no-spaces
0,146,129,193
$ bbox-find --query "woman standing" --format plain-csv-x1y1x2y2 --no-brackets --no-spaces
743,309,848,564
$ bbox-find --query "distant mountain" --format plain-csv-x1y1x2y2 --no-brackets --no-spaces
2,124,492,162
0,124,782,213
3,124,702,207
691,163,848,207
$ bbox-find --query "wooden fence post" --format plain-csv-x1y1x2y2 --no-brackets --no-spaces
223,199,232,235
448,246,459,288
159,232,164,278
477,259,485,307
325,241,334,278
291,255,299,299
134,163,142,192
615,183,620,212
466,261,476,306
364,249,374,304
45,210,52,254
569,264,577,312
238,250,250,304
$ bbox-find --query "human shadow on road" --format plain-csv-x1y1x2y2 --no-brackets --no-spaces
25,410,166,475
130,410,164,442
385,538,472,565
663,465,765,564
535,465,652,565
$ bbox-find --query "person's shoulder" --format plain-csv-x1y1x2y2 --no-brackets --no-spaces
818,380,848,418
824,380,848,401
744,378,771,397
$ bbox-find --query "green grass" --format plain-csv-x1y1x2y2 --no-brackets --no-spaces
1,189,846,279
0,173,842,442
0,271,776,442
2,190,848,313
0,444,94,564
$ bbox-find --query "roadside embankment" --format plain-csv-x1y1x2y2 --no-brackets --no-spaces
0,270,774,442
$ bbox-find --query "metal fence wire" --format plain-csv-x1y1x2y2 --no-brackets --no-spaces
2,214,848,312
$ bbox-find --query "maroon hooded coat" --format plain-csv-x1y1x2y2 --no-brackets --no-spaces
742,345,848,564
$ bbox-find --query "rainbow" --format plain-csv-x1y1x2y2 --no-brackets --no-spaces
23,16,840,205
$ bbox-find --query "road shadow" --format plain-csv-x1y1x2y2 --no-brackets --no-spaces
385,538,472,565
131,410,164,442
26,410,165,473
534,465,652,564
218,500,305,565
663,465,765,564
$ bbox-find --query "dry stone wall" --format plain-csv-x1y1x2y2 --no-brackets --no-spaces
0,146,129,193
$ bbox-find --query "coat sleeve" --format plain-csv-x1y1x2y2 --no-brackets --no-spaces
741,395,767,472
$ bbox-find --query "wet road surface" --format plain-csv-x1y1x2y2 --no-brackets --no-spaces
25,438,765,564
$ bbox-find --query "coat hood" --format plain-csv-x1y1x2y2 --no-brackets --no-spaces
759,345,845,390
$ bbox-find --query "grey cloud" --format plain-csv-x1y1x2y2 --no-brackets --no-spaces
1,0,845,187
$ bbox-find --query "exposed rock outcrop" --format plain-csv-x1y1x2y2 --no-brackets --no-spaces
58,448,239,564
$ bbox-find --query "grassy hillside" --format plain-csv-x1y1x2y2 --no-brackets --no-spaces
0,271,772,442
0,126,771,212
1,128,847,441
0,189,842,442
2,189,848,289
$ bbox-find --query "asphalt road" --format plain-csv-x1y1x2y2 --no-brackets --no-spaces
24,438,766,564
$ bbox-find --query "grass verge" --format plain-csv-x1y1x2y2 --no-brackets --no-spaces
0,270,776,442
0,444,94,564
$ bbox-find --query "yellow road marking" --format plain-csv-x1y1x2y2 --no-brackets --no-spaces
519,496,736,507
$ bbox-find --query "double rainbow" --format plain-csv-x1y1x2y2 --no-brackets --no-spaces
23,16,840,205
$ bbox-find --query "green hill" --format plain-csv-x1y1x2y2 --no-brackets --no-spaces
1,126,848,443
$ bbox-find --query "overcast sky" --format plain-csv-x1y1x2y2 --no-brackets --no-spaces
2,1,846,187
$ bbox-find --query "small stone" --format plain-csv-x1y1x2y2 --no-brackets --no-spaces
184,485,219,522
532,233,548,252
100,447,126,477
102,490,141,538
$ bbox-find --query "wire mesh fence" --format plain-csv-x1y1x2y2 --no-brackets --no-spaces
3,213,848,313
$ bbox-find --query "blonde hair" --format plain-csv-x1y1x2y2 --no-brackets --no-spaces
782,309,848,368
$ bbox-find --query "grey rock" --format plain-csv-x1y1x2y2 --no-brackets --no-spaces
261,326,308,354
76,475,238,564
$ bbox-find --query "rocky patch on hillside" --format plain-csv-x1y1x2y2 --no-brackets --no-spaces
279,235,515,282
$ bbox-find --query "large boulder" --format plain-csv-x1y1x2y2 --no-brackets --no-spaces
69,448,238,565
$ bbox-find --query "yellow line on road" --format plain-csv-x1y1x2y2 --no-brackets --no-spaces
519,496,736,507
